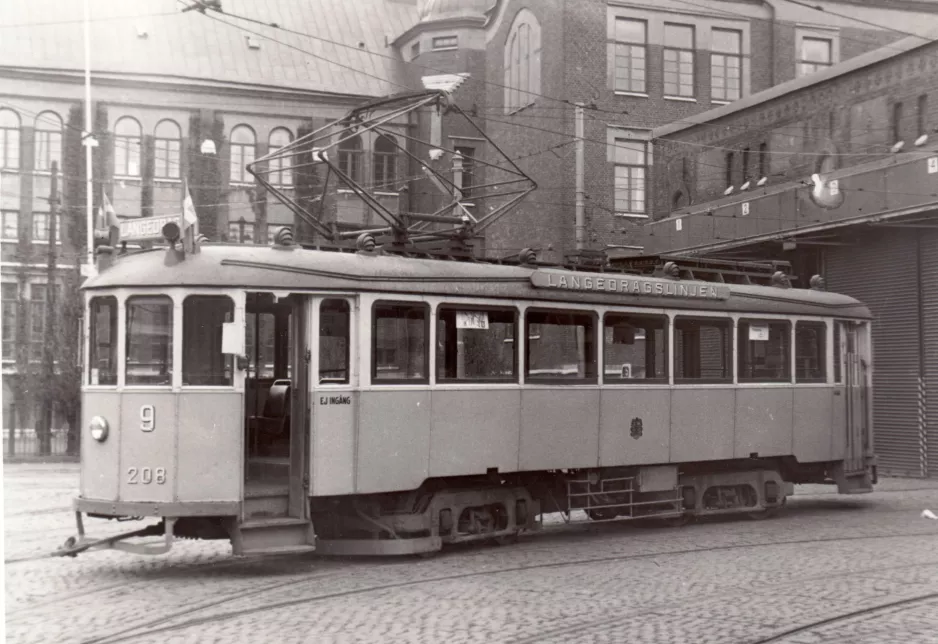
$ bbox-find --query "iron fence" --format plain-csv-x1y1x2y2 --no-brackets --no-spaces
3,428,76,459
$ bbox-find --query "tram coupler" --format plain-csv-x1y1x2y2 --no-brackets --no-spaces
53,513,176,557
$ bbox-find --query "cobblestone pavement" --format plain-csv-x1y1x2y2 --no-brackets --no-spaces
5,463,938,644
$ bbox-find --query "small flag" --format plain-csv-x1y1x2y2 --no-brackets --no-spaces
102,190,119,228
923,509,938,520
183,180,198,234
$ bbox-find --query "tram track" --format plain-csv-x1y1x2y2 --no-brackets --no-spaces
77,530,938,644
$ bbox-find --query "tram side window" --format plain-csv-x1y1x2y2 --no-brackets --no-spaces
603,313,667,383
89,296,117,386
126,296,173,386
182,296,234,386
373,302,428,383
833,322,842,384
795,321,826,383
320,299,350,384
738,319,791,383
674,317,731,383
525,310,597,382
437,307,516,382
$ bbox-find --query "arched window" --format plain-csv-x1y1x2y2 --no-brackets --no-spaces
268,127,293,186
34,111,62,171
0,109,20,170
503,9,541,113
338,134,362,183
230,125,256,184
373,134,398,191
114,117,142,177
154,120,181,179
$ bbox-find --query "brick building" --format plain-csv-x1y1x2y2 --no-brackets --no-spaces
632,30,938,477
412,0,938,263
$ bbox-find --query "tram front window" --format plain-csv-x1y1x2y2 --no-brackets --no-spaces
89,296,117,386
183,296,234,386
320,299,350,384
126,296,173,386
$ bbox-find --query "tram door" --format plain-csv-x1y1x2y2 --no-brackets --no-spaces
840,321,869,475
243,292,309,519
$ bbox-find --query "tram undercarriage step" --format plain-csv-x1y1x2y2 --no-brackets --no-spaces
233,516,315,556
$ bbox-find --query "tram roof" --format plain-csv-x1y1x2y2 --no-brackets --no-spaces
83,245,872,319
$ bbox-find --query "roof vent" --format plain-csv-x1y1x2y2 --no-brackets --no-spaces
756,176,768,187
915,134,928,147
740,180,751,191
246,36,261,50
891,140,905,153
723,185,734,196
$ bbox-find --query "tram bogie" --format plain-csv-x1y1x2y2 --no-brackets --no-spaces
55,243,875,559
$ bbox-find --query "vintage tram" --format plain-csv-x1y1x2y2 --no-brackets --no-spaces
56,233,875,558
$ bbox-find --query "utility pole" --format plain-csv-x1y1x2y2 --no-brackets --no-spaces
574,102,585,252
39,162,59,456
83,0,96,276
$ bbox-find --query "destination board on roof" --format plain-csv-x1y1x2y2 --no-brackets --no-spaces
530,270,731,300
119,215,179,241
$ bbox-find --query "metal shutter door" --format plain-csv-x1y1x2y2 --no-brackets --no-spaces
825,229,923,477
922,231,938,478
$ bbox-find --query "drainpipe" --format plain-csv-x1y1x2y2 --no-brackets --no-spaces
763,0,776,87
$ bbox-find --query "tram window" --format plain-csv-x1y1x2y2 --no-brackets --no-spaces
833,322,842,384
320,299,350,384
437,307,516,382
373,302,429,383
795,321,826,383
88,296,117,386
182,296,234,386
245,312,278,379
674,317,731,383
738,319,791,383
126,296,173,386
603,313,667,383
525,310,597,382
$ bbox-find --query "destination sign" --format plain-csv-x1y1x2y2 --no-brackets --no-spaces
119,215,179,241
530,270,731,300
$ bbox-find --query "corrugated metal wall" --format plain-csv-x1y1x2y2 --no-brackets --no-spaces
922,231,938,478
825,229,924,477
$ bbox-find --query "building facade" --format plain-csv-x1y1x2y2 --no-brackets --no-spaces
633,32,938,477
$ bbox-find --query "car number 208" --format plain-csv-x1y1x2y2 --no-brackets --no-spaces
127,467,167,485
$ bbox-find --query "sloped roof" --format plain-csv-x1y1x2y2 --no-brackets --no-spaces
0,0,420,98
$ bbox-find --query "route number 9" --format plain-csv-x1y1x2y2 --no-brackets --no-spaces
140,405,155,432
128,467,167,485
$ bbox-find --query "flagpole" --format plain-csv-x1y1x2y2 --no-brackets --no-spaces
83,0,95,276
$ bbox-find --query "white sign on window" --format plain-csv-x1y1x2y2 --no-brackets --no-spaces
456,311,489,330
749,324,769,341
741,202,750,216
828,180,839,196
929,157,938,174
675,218,683,231
222,321,246,355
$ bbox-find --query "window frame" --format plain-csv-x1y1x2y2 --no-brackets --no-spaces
371,300,431,385
524,307,598,385
0,108,20,171
432,35,458,50
710,28,742,103
154,119,182,180
436,304,519,384
504,9,542,113
1,282,18,362
88,295,118,386
737,318,792,384
673,315,733,384
795,320,827,384
114,117,143,178
602,312,669,384
613,17,647,95
125,294,175,387
663,23,695,99
319,298,351,386
229,125,257,185
797,36,833,77
182,294,235,388
34,112,63,172
337,135,363,185
373,134,398,192
1,210,18,241
268,127,293,187
613,137,648,218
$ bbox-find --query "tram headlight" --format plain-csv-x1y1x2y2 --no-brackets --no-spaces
89,416,109,442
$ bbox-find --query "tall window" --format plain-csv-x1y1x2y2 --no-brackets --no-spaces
0,109,20,170
154,120,181,179
454,146,475,199
798,37,832,77
1,211,17,240
741,147,751,182
183,296,234,386
337,135,362,183
126,296,173,386
320,299,350,384
674,317,732,382
613,18,646,94
892,102,904,144
373,134,398,191
1,283,17,361
918,95,928,138
88,296,117,385
758,142,768,179
504,9,541,112
725,151,735,187
114,117,142,177
738,320,791,382
34,112,62,172
373,302,428,383
663,24,695,98
711,28,742,102
614,136,647,217
230,125,256,184
796,321,826,383
268,127,293,187
29,283,48,362
32,212,61,243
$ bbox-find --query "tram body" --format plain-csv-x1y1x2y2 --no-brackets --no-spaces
60,241,876,557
